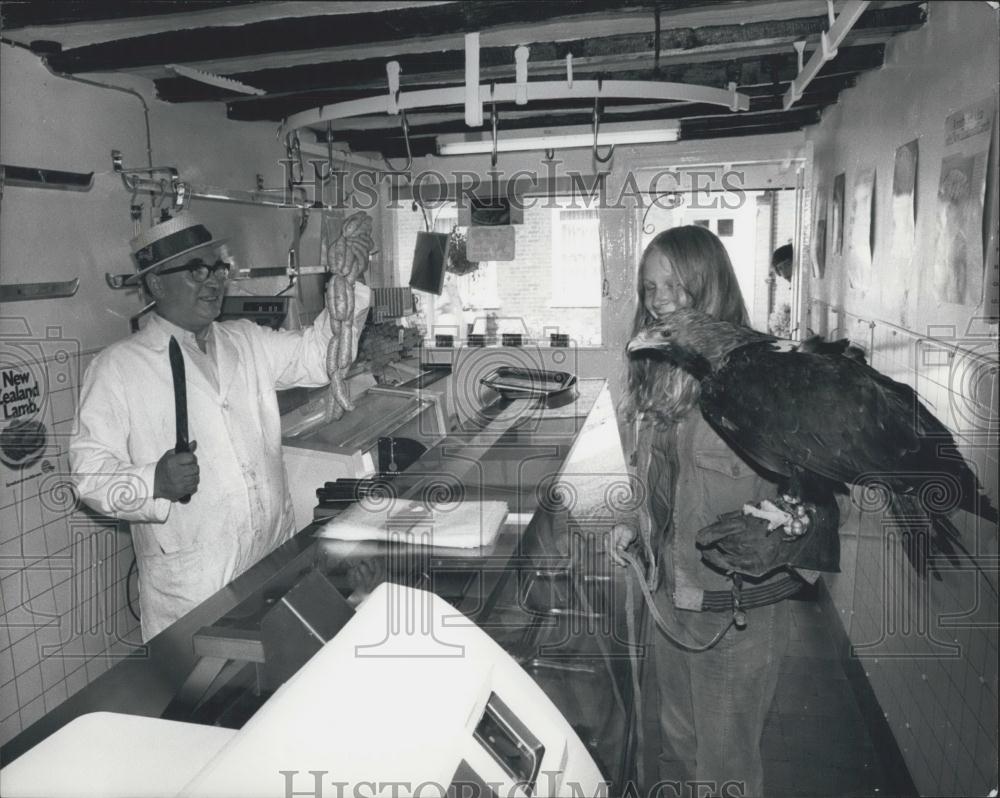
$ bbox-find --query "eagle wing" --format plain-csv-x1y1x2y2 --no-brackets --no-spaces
699,346,984,512
698,343,996,582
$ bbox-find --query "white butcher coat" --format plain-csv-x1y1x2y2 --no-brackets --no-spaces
71,295,366,641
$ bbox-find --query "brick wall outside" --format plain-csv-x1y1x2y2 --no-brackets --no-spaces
392,204,602,346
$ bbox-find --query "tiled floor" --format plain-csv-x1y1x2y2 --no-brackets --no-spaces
762,595,891,797
641,590,900,797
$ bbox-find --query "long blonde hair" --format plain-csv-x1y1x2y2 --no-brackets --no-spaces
622,225,749,424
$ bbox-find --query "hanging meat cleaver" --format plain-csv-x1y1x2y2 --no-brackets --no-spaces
168,336,192,504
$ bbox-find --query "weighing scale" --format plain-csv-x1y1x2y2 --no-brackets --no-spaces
1,583,606,798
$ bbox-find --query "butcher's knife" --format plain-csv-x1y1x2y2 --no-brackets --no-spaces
168,336,192,504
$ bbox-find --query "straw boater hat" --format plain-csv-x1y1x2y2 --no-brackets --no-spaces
127,213,228,286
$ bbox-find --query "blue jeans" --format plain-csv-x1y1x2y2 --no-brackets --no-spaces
652,596,789,798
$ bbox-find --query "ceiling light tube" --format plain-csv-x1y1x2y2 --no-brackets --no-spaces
437,120,680,156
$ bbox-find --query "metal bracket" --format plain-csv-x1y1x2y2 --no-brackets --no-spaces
386,61,401,114
112,149,311,211
465,32,483,127
783,0,870,110
514,45,529,105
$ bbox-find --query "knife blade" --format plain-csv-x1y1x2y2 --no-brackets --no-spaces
168,336,192,504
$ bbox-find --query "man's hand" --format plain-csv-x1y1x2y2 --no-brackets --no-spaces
608,523,638,567
153,441,199,502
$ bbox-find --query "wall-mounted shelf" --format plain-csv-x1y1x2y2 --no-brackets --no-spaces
0,164,94,192
0,278,80,302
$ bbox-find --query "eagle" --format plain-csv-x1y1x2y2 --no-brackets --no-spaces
627,308,998,576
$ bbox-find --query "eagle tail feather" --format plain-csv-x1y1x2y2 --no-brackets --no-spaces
889,494,964,580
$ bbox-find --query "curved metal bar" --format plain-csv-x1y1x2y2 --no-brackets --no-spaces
279,78,750,137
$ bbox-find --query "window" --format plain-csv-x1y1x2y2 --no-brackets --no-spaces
717,218,734,237
551,208,602,308
391,197,603,346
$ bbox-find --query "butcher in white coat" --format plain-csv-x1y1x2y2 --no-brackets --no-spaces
71,214,369,640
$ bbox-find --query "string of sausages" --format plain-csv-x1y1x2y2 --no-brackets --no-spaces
324,211,374,420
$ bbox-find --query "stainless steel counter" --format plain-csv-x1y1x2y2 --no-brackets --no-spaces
2,377,639,791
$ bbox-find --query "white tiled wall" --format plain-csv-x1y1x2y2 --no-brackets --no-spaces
0,39,355,751
0,347,142,747
814,301,999,796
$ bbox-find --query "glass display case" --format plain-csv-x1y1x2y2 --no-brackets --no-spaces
2,377,640,795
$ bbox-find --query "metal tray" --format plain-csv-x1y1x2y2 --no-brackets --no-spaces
479,366,578,401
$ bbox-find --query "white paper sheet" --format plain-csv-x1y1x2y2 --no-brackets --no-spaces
316,498,508,549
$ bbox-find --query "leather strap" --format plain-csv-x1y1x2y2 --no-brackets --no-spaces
700,574,803,611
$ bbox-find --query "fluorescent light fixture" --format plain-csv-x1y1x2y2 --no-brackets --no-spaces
437,119,680,156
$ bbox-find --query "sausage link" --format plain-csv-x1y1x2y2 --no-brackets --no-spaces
325,386,345,421
337,317,354,370
327,320,342,375
332,274,350,320
331,369,354,412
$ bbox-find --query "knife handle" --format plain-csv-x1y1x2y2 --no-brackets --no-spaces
176,439,191,504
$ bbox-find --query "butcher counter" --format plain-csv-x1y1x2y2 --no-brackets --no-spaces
1,376,642,794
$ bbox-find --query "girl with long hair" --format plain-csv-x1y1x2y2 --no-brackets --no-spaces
612,225,802,798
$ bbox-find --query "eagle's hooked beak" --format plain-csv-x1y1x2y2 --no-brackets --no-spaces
627,327,672,355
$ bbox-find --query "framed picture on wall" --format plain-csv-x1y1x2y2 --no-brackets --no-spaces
849,168,876,288
812,186,828,279
886,139,919,320
931,95,996,305
831,173,845,256
891,141,919,260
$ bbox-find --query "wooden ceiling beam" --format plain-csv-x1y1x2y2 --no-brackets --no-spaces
680,106,821,131
0,0,260,30
681,114,821,140
1,4,449,50
41,0,682,74
151,3,921,103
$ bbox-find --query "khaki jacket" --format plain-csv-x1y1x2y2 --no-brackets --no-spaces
631,412,796,611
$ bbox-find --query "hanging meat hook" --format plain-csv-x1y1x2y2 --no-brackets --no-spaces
592,79,615,165
382,91,414,173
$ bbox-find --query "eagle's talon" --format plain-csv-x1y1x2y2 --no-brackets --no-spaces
742,500,792,531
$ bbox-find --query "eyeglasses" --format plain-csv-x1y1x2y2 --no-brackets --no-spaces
158,258,231,283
